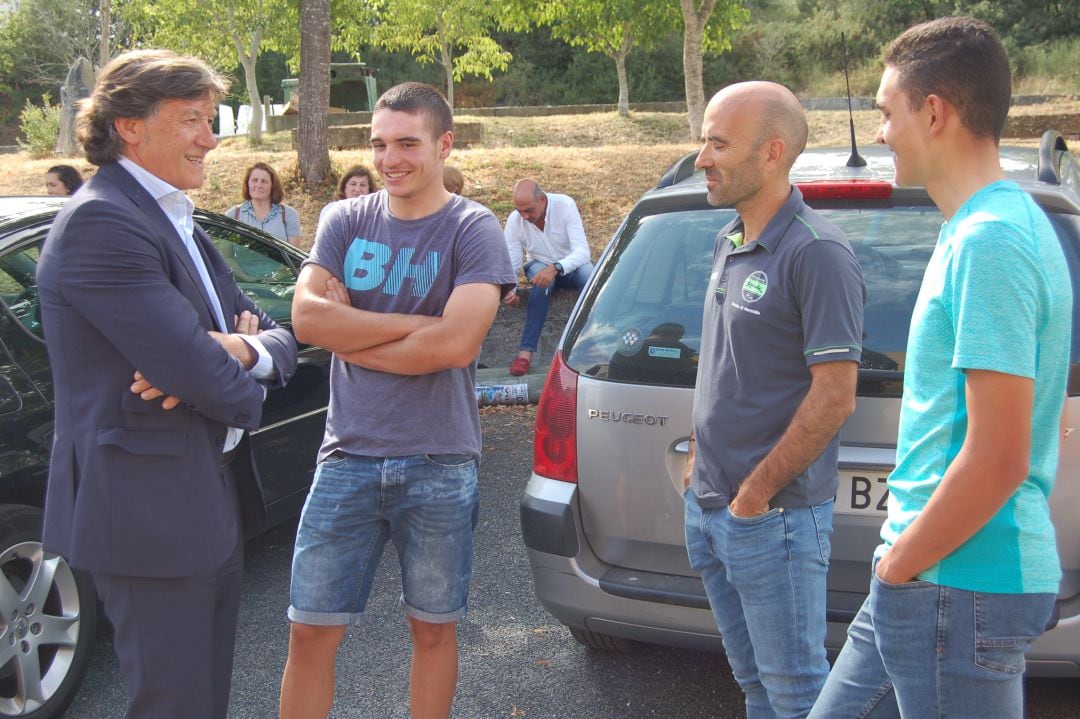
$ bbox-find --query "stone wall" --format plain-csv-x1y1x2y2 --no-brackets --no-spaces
266,101,687,133
289,120,484,150
1003,114,1080,138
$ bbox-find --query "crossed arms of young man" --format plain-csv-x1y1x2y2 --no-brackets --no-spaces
291,263,501,375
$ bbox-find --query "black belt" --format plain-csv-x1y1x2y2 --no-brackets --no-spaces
328,449,348,460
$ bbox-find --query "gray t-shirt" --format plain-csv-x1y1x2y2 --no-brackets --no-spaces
304,190,515,461
691,187,865,509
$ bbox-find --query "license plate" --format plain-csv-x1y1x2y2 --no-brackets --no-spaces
834,470,890,516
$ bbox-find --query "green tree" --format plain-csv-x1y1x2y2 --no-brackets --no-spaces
366,0,525,108
680,0,748,140
543,0,681,116
0,0,133,137
0,0,102,85
120,0,299,144
957,0,1080,45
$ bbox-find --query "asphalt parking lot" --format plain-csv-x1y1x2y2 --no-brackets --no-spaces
63,406,1080,718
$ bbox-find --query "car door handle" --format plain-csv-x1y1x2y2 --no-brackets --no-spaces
674,439,691,454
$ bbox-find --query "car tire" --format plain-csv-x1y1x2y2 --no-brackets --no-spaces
567,625,639,652
0,505,96,718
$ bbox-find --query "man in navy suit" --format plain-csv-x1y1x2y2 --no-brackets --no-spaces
36,49,297,719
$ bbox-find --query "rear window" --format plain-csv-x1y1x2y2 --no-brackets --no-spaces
563,201,1080,397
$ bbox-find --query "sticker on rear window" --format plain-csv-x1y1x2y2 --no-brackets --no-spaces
616,327,644,356
648,346,682,359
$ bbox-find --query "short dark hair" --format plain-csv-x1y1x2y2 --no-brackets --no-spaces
373,82,453,139
77,49,229,166
885,16,1011,142
241,162,285,205
334,164,378,200
47,165,84,195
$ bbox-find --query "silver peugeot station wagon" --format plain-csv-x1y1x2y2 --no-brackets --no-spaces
519,132,1080,676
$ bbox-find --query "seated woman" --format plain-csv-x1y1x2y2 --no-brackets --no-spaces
226,162,302,245
334,165,378,199
45,165,83,196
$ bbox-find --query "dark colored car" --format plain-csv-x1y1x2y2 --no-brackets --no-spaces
0,197,329,718
521,132,1080,676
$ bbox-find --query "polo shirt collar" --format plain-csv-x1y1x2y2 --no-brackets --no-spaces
723,185,805,254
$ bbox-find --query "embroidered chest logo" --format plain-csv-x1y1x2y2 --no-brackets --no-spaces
741,271,768,303
344,237,440,298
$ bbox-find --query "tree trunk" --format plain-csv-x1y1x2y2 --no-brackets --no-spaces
99,0,111,67
439,28,455,108
240,52,263,144
681,0,717,142
299,0,332,187
613,24,633,117
228,19,264,145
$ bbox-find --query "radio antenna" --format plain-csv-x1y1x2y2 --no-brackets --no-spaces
843,32,867,168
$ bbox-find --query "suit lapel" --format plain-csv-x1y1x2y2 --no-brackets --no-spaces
193,226,236,325
99,163,223,330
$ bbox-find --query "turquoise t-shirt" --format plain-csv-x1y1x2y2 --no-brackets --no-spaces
878,180,1072,594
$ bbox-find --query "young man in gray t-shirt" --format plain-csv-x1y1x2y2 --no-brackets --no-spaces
279,82,515,719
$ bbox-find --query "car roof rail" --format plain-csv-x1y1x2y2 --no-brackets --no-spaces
1037,130,1068,185
656,151,699,188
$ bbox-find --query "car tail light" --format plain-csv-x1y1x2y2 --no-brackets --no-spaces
533,351,578,483
796,180,893,200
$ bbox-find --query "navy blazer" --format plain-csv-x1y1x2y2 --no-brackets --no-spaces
37,162,298,578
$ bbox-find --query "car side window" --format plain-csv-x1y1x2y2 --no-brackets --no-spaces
200,221,298,323
0,240,45,338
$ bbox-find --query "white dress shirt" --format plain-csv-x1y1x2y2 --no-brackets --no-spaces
503,192,591,276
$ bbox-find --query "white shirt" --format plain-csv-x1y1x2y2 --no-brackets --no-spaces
503,192,590,276
117,156,273,451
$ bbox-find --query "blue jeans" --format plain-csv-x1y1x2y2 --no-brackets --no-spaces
684,491,834,719
288,453,479,626
809,561,1055,719
519,260,592,352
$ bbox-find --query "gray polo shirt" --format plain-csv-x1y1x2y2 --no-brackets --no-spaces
690,187,865,509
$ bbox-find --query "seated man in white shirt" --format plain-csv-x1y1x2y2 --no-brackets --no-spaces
502,179,593,376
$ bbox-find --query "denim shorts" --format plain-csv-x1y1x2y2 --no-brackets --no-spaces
287,452,479,626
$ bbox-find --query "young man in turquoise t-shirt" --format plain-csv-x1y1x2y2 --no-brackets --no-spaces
810,17,1072,718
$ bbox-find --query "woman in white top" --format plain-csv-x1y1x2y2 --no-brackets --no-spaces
226,162,301,245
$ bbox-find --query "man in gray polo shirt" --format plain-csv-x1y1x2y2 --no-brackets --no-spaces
682,82,865,718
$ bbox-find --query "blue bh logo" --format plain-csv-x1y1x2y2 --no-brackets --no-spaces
344,238,440,298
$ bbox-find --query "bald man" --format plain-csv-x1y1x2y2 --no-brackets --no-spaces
502,179,592,376
681,82,865,718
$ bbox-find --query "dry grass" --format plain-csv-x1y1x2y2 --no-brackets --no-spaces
2,106,1076,256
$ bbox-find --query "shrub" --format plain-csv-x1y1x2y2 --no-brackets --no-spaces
18,94,61,158
1013,37,1080,93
